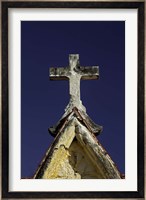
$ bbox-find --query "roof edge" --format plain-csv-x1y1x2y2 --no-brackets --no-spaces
48,107,102,137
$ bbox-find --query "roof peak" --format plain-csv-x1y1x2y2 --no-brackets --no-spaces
35,110,121,179
48,106,102,137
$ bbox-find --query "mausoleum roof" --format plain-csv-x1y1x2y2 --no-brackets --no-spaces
34,106,121,179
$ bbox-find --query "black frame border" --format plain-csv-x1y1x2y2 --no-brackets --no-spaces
2,1,145,199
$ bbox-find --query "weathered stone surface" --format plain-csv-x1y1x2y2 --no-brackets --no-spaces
41,140,100,179
49,54,99,113
34,117,121,179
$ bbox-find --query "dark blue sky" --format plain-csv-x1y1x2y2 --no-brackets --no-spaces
21,21,125,178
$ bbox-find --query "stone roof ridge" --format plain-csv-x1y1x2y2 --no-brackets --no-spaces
48,106,103,137
34,109,122,179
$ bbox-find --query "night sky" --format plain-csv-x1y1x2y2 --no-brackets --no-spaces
21,21,125,178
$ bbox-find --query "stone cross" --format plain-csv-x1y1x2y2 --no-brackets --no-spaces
50,54,99,108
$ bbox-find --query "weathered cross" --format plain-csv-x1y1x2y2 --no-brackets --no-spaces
50,54,99,108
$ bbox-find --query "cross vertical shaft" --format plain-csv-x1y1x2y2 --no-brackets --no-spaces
69,54,81,104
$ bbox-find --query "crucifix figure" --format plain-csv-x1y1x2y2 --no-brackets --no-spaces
50,54,99,112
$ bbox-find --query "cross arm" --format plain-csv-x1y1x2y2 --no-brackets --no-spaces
79,66,99,80
50,67,69,80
